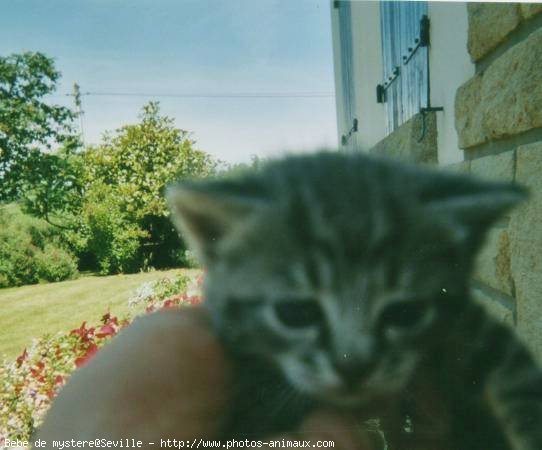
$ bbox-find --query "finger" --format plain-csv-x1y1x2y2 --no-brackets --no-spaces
35,307,233,445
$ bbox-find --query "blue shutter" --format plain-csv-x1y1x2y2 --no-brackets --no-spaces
380,1,428,133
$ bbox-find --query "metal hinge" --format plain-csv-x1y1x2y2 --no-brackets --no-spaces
376,66,400,104
341,118,358,146
420,15,430,47
402,15,430,65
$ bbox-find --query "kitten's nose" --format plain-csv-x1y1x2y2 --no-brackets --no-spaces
332,335,375,387
333,353,372,387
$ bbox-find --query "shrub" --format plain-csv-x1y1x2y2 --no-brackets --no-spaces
0,205,79,287
127,273,191,307
0,236,35,288
34,245,78,283
81,183,147,275
0,316,129,441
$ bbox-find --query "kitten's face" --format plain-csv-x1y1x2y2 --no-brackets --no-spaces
203,201,462,406
168,152,525,407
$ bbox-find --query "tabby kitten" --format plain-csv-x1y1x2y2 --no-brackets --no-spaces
168,151,542,450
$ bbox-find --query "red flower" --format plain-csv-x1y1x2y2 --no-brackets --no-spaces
30,367,45,381
96,324,116,338
75,343,99,368
29,361,46,378
71,322,95,342
55,375,64,385
108,316,119,326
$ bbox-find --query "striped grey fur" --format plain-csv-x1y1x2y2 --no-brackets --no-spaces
168,151,542,448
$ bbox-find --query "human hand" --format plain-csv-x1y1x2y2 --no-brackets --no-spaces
35,308,374,449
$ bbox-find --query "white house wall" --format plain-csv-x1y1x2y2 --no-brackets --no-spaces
331,1,387,151
428,2,474,164
331,1,475,163
349,1,387,151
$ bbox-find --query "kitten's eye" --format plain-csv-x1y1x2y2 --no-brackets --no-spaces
274,299,323,329
379,300,429,330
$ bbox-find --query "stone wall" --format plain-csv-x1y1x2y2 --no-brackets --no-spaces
366,3,542,360
456,27,542,149
369,112,438,165
454,3,542,360
466,3,542,61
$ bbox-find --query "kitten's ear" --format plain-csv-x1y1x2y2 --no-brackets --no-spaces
166,181,265,264
423,176,528,244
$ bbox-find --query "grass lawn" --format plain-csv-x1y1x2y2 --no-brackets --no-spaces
0,268,197,361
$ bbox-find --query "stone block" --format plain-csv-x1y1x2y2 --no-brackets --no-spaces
467,3,521,62
471,286,514,327
520,3,542,19
482,29,542,141
456,28,542,149
370,112,438,165
469,151,514,182
455,75,485,149
509,142,542,361
474,226,513,296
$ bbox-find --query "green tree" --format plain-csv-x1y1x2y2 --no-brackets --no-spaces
84,102,216,219
21,147,85,229
78,102,217,272
0,52,79,201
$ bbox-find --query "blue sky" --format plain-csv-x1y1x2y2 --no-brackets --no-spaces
1,0,337,163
